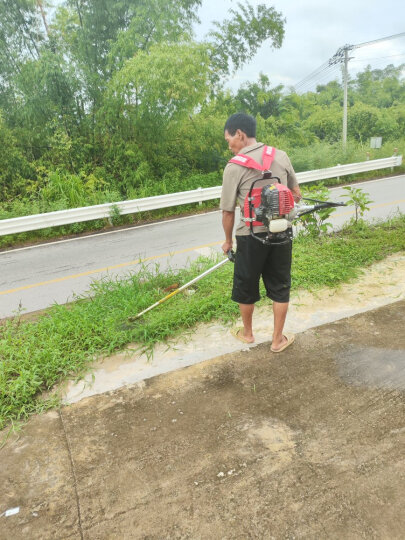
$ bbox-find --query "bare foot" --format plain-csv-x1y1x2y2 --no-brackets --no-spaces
231,327,255,344
271,335,287,350
271,333,295,353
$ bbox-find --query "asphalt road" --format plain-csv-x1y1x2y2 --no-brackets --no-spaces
1,175,404,319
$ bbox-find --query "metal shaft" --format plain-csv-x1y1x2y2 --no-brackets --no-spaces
128,256,231,322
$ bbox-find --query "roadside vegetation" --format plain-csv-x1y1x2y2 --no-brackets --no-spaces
1,2,404,433
1,213,404,431
0,2,404,248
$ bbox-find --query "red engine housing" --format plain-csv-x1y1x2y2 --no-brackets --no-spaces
275,184,295,214
244,183,294,227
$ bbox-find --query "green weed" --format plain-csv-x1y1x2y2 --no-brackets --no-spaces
342,185,373,223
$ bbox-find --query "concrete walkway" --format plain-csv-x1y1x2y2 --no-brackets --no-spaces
64,253,405,404
1,256,405,539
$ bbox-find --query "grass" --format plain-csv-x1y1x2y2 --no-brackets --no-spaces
1,214,405,430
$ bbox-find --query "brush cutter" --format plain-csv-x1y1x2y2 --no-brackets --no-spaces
230,145,346,245
244,176,346,245
125,181,345,323
127,250,235,322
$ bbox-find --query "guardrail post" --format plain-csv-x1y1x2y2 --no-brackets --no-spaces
392,149,398,172
198,186,203,206
336,164,340,182
366,152,370,161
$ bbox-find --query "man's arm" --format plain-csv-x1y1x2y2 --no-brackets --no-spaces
290,184,302,203
284,153,302,202
222,210,235,254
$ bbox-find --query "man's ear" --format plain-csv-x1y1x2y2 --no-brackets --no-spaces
236,129,245,140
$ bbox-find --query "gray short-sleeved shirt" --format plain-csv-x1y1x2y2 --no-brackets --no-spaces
220,142,298,236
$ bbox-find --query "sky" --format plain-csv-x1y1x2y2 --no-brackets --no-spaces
194,0,405,92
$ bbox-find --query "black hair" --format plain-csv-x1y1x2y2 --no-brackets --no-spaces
224,113,256,137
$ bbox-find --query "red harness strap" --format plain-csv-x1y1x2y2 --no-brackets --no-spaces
229,145,276,171
228,145,278,227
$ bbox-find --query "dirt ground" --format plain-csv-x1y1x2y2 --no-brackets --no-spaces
1,296,405,539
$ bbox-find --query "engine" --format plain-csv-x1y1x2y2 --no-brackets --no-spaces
254,184,295,231
243,177,344,245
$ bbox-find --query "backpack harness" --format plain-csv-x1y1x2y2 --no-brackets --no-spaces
229,145,295,245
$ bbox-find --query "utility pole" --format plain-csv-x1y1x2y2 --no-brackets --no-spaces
329,44,351,150
342,48,349,149
329,31,405,151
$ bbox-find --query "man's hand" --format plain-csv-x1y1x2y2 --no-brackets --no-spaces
222,240,233,255
291,185,302,203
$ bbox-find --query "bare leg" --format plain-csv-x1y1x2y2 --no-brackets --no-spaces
271,301,289,350
239,303,255,342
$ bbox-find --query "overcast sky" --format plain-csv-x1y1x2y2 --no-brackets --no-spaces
194,0,405,92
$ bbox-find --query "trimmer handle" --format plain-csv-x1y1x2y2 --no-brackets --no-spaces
227,250,236,263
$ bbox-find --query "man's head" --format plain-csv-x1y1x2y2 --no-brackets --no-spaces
224,113,257,155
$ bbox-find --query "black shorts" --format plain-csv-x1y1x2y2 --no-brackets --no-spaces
231,233,292,304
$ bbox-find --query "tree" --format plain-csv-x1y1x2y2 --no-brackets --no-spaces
348,102,380,143
304,105,342,143
235,74,284,118
0,0,43,67
102,42,212,185
315,80,342,107
352,64,405,108
106,43,211,127
0,0,84,160
54,0,202,109
0,112,34,198
0,0,44,116
207,2,285,82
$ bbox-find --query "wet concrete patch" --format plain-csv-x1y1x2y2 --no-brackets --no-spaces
337,345,405,390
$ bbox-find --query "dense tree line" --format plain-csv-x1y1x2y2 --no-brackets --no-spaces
234,66,404,146
0,0,404,211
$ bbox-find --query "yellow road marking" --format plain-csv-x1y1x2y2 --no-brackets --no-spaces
2,197,404,296
0,241,222,296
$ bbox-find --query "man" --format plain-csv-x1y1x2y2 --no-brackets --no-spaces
220,113,302,353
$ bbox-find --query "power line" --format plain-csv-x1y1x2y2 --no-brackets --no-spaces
350,53,405,64
328,31,405,66
307,67,341,88
294,31,405,92
293,61,331,90
296,63,337,83
353,31,405,50
294,64,340,93
294,53,404,95
294,65,335,91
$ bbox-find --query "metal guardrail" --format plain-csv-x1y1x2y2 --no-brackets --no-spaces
0,155,402,237
296,155,402,183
